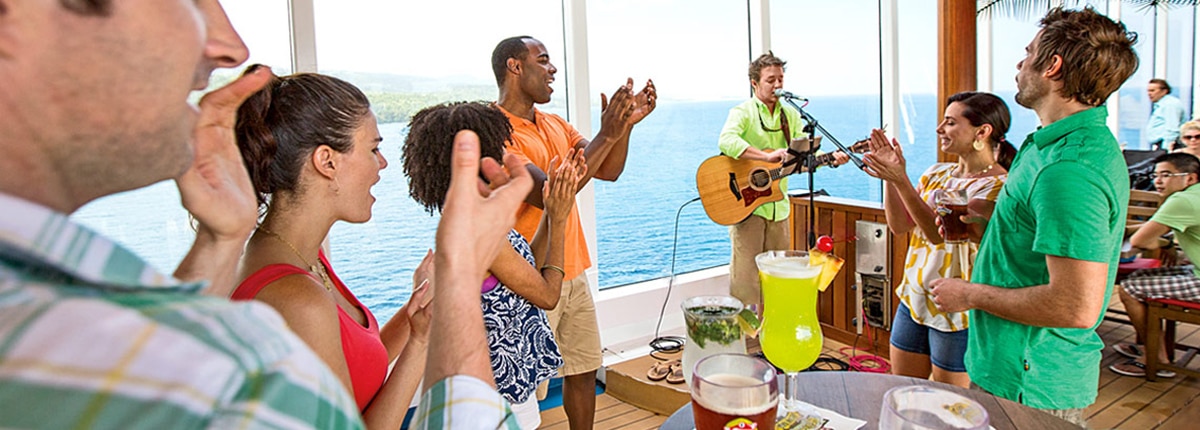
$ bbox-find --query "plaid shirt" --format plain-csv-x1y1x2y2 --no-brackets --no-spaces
0,193,364,429
411,375,519,430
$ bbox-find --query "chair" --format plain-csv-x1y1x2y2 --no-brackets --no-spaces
1144,298,1200,381
1106,190,1166,326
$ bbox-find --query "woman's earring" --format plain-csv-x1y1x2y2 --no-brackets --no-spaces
973,140,985,151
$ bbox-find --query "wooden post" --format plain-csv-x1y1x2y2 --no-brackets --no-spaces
937,0,977,163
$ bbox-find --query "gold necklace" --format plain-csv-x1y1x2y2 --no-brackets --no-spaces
957,164,994,178
257,226,333,292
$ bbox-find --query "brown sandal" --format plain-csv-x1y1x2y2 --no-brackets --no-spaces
647,359,677,381
666,362,685,384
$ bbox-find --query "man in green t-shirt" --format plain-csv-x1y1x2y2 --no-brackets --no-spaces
927,7,1138,425
1110,152,1200,379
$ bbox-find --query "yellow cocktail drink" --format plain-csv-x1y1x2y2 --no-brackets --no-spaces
757,252,823,373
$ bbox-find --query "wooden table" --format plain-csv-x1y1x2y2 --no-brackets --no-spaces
660,372,1077,429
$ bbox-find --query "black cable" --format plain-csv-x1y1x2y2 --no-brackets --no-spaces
649,196,704,354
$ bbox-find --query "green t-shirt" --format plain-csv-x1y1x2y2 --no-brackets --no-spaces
1151,183,1200,277
717,98,807,222
968,106,1129,410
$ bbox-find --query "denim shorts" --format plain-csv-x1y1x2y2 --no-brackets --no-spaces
889,302,969,373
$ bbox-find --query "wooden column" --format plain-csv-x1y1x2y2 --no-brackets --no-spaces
937,0,977,163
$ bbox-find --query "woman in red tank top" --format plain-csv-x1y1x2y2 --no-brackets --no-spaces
230,68,431,429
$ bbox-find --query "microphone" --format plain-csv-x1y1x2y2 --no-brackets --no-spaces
773,89,808,102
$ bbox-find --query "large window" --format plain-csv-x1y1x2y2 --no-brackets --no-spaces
1118,3,1157,149
896,0,937,186
588,0,749,288
71,0,294,275
988,11,1049,147
313,0,566,317
771,0,882,203
1166,5,1195,124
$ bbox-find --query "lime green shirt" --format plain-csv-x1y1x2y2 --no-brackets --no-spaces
968,106,1128,410
1151,183,1200,277
717,98,807,222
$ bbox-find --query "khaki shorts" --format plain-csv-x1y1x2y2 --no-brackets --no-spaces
536,272,603,399
545,271,602,376
729,215,790,308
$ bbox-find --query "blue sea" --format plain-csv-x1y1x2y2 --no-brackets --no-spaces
73,93,1049,322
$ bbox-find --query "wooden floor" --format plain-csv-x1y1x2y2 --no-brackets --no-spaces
540,299,1200,429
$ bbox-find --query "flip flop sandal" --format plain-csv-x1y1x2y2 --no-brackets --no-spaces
647,359,678,381
1109,359,1176,378
666,362,686,384
650,349,680,361
1113,343,1144,359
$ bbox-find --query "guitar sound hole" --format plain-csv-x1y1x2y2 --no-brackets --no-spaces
749,169,770,190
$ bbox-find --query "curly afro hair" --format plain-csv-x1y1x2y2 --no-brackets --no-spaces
402,101,514,214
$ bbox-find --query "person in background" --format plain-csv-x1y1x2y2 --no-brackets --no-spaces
232,71,429,428
0,1,362,427
718,51,850,310
492,35,656,429
402,101,585,429
1173,120,1200,158
863,92,1015,388
409,131,535,429
1146,78,1187,151
928,7,1138,425
1109,152,1200,379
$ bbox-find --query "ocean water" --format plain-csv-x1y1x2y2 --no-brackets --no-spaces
72,93,1045,322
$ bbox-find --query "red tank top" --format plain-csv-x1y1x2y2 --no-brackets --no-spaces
232,252,389,411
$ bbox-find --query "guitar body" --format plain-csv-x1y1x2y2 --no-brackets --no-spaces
696,155,785,225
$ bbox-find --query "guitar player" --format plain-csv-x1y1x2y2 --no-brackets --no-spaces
717,51,850,310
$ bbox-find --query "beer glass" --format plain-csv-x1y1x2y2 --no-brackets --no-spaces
935,189,970,243
682,296,747,384
755,250,822,414
879,385,988,430
690,354,778,430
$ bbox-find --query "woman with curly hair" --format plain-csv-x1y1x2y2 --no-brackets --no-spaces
402,101,583,429
232,69,431,429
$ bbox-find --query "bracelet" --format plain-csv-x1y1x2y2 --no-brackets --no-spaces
540,264,566,277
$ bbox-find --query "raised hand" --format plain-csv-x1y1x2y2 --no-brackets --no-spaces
177,65,271,244
862,128,909,184
404,279,433,341
627,78,657,125
411,249,435,305
436,130,534,281
543,148,586,224
173,65,272,296
599,82,635,134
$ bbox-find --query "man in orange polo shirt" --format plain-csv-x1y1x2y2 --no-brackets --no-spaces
492,35,656,429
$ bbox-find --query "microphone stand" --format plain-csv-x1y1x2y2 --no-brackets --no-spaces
779,96,866,248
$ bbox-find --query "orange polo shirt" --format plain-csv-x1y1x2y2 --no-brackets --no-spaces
499,106,591,280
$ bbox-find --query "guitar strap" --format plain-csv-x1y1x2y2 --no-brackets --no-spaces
779,109,805,170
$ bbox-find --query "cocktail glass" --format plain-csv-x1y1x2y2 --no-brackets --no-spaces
879,385,988,429
691,353,778,430
682,295,747,384
755,250,823,415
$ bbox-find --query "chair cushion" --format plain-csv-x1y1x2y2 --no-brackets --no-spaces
1118,258,1161,274
1148,297,1200,310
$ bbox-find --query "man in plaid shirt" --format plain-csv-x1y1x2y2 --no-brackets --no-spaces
0,1,362,427
1111,152,1200,378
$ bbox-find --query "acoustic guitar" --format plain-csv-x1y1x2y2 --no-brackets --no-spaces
696,139,869,226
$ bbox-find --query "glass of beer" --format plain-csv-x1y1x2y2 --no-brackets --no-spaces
880,385,988,429
691,353,778,430
935,188,970,243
